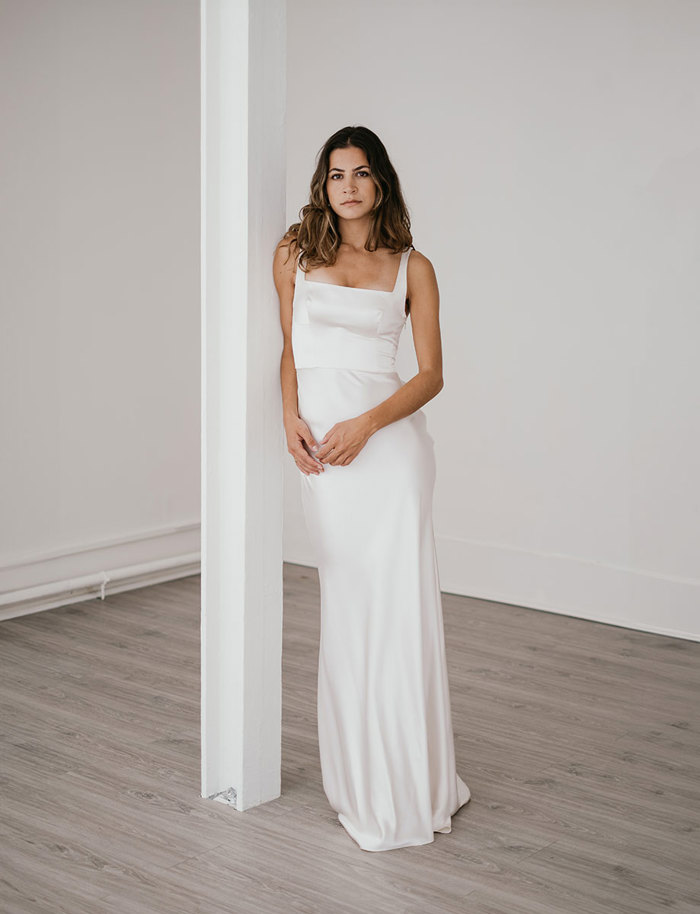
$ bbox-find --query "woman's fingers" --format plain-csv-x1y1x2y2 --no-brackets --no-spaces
322,445,345,466
314,437,334,462
295,440,323,475
283,416,325,475
317,441,347,464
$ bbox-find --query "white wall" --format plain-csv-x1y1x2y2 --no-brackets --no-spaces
0,0,200,609
283,0,700,640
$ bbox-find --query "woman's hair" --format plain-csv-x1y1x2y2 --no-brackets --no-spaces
280,125,413,271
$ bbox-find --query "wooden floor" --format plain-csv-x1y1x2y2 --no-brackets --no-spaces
1,563,699,914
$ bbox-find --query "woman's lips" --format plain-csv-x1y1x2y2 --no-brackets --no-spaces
342,200,360,206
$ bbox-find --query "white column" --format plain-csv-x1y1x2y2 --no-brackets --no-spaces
201,0,286,809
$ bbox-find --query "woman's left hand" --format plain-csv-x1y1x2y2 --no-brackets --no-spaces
314,415,373,466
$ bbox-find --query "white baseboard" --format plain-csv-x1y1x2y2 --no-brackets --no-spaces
435,533,700,643
0,522,201,620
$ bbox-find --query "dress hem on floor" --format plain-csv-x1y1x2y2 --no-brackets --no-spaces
337,775,472,852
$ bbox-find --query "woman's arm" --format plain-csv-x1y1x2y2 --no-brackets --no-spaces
314,250,443,465
273,240,325,475
363,250,443,434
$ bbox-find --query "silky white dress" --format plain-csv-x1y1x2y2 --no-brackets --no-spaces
291,246,471,852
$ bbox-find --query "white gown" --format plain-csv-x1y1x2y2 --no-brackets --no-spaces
292,246,471,852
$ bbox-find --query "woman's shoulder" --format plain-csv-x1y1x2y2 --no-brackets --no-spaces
405,247,435,276
275,234,302,270
273,235,300,295
275,232,300,261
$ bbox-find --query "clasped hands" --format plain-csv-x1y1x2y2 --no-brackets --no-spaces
286,414,373,475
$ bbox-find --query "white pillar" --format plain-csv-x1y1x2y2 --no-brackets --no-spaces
200,0,286,809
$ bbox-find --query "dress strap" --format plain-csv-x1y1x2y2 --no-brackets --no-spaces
293,247,306,289
396,246,413,300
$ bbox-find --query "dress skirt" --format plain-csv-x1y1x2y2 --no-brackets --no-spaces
297,364,471,852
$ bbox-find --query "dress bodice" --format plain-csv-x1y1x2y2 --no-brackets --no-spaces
291,248,412,373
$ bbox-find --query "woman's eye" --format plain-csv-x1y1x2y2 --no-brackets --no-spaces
330,171,370,179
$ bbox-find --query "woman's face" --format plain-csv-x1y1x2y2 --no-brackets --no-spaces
325,146,377,219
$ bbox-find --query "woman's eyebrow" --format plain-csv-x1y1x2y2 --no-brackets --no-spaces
328,165,370,173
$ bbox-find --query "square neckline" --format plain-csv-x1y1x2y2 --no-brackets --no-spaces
301,249,408,295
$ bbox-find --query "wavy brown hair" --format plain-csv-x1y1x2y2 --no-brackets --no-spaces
280,125,413,272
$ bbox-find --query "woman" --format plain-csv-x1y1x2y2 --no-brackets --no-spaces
273,125,470,851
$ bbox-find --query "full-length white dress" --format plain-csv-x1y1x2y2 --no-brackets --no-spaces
291,246,471,852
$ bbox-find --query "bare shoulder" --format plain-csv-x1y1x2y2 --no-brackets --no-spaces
406,248,438,291
273,235,299,295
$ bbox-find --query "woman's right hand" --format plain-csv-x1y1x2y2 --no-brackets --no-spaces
284,415,324,475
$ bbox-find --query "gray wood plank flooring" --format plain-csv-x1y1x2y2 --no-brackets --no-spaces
1,563,698,913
